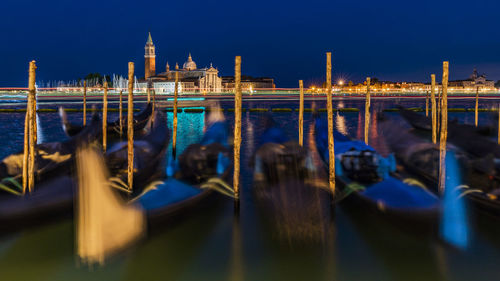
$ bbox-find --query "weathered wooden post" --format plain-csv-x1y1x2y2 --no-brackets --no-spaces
234,56,242,201
152,89,156,125
147,86,151,103
439,61,449,194
431,74,437,144
173,72,179,158
498,104,500,145
119,90,123,136
83,80,87,126
127,62,134,191
364,77,371,145
33,93,37,145
24,60,37,193
299,80,304,146
326,52,335,195
475,86,479,127
102,79,108,152
425,91,429,117
24,61,36,192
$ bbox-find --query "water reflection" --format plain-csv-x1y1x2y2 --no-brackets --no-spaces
0,99,500,280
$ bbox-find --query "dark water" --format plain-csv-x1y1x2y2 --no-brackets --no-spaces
0,97,500,281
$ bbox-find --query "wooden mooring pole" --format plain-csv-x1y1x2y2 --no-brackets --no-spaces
119,90,123,137
102,79,108,152
23,60,36,194
127,62,134,191
326,52,335,195
498,104,500,145
364,77,371,145
173,72,179,158
475,87,479,127
152,89,156,125
439,61,449,194
83,80,87,126
234,56,242,201
33,92,37,145
425,91,429,117
299,80,304,146
431,74,437,144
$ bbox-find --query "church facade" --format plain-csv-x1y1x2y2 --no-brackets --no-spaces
449,68,495,89
138,33,223,93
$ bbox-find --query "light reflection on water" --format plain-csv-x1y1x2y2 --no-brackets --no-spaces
0,98,499,280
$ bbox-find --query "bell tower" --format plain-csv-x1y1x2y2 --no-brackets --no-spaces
144,32,156,79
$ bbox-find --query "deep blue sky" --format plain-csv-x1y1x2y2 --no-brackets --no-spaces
2,0,500,87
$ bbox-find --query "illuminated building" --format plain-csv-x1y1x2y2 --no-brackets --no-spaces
449,68,495,89
144,32,155,79
138,33,223,93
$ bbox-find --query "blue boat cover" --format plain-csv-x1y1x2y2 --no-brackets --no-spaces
361,177,439,209
138,178,202,211
315,116,438,209
141,120,229,211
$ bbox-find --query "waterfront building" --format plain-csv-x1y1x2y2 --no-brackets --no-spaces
449,68,495,89
138,33,223,93
138,33,275,94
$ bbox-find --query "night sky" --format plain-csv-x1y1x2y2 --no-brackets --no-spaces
2,0,500,87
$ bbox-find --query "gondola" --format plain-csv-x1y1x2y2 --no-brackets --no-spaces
251,115,310,184
400,108,500,159
399,106,495,136
136,114,232,228
0,111,102,195
379,114,500,219
313,114,441,229
0,111,169,231
251,115,332,244
76,110,233,263
60,102,153,138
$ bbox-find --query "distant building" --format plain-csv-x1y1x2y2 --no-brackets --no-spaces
138,33,223,93
144,32,155,79
449,68,495,89
138,33,275,93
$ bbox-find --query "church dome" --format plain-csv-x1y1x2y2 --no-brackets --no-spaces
183,53,197,71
